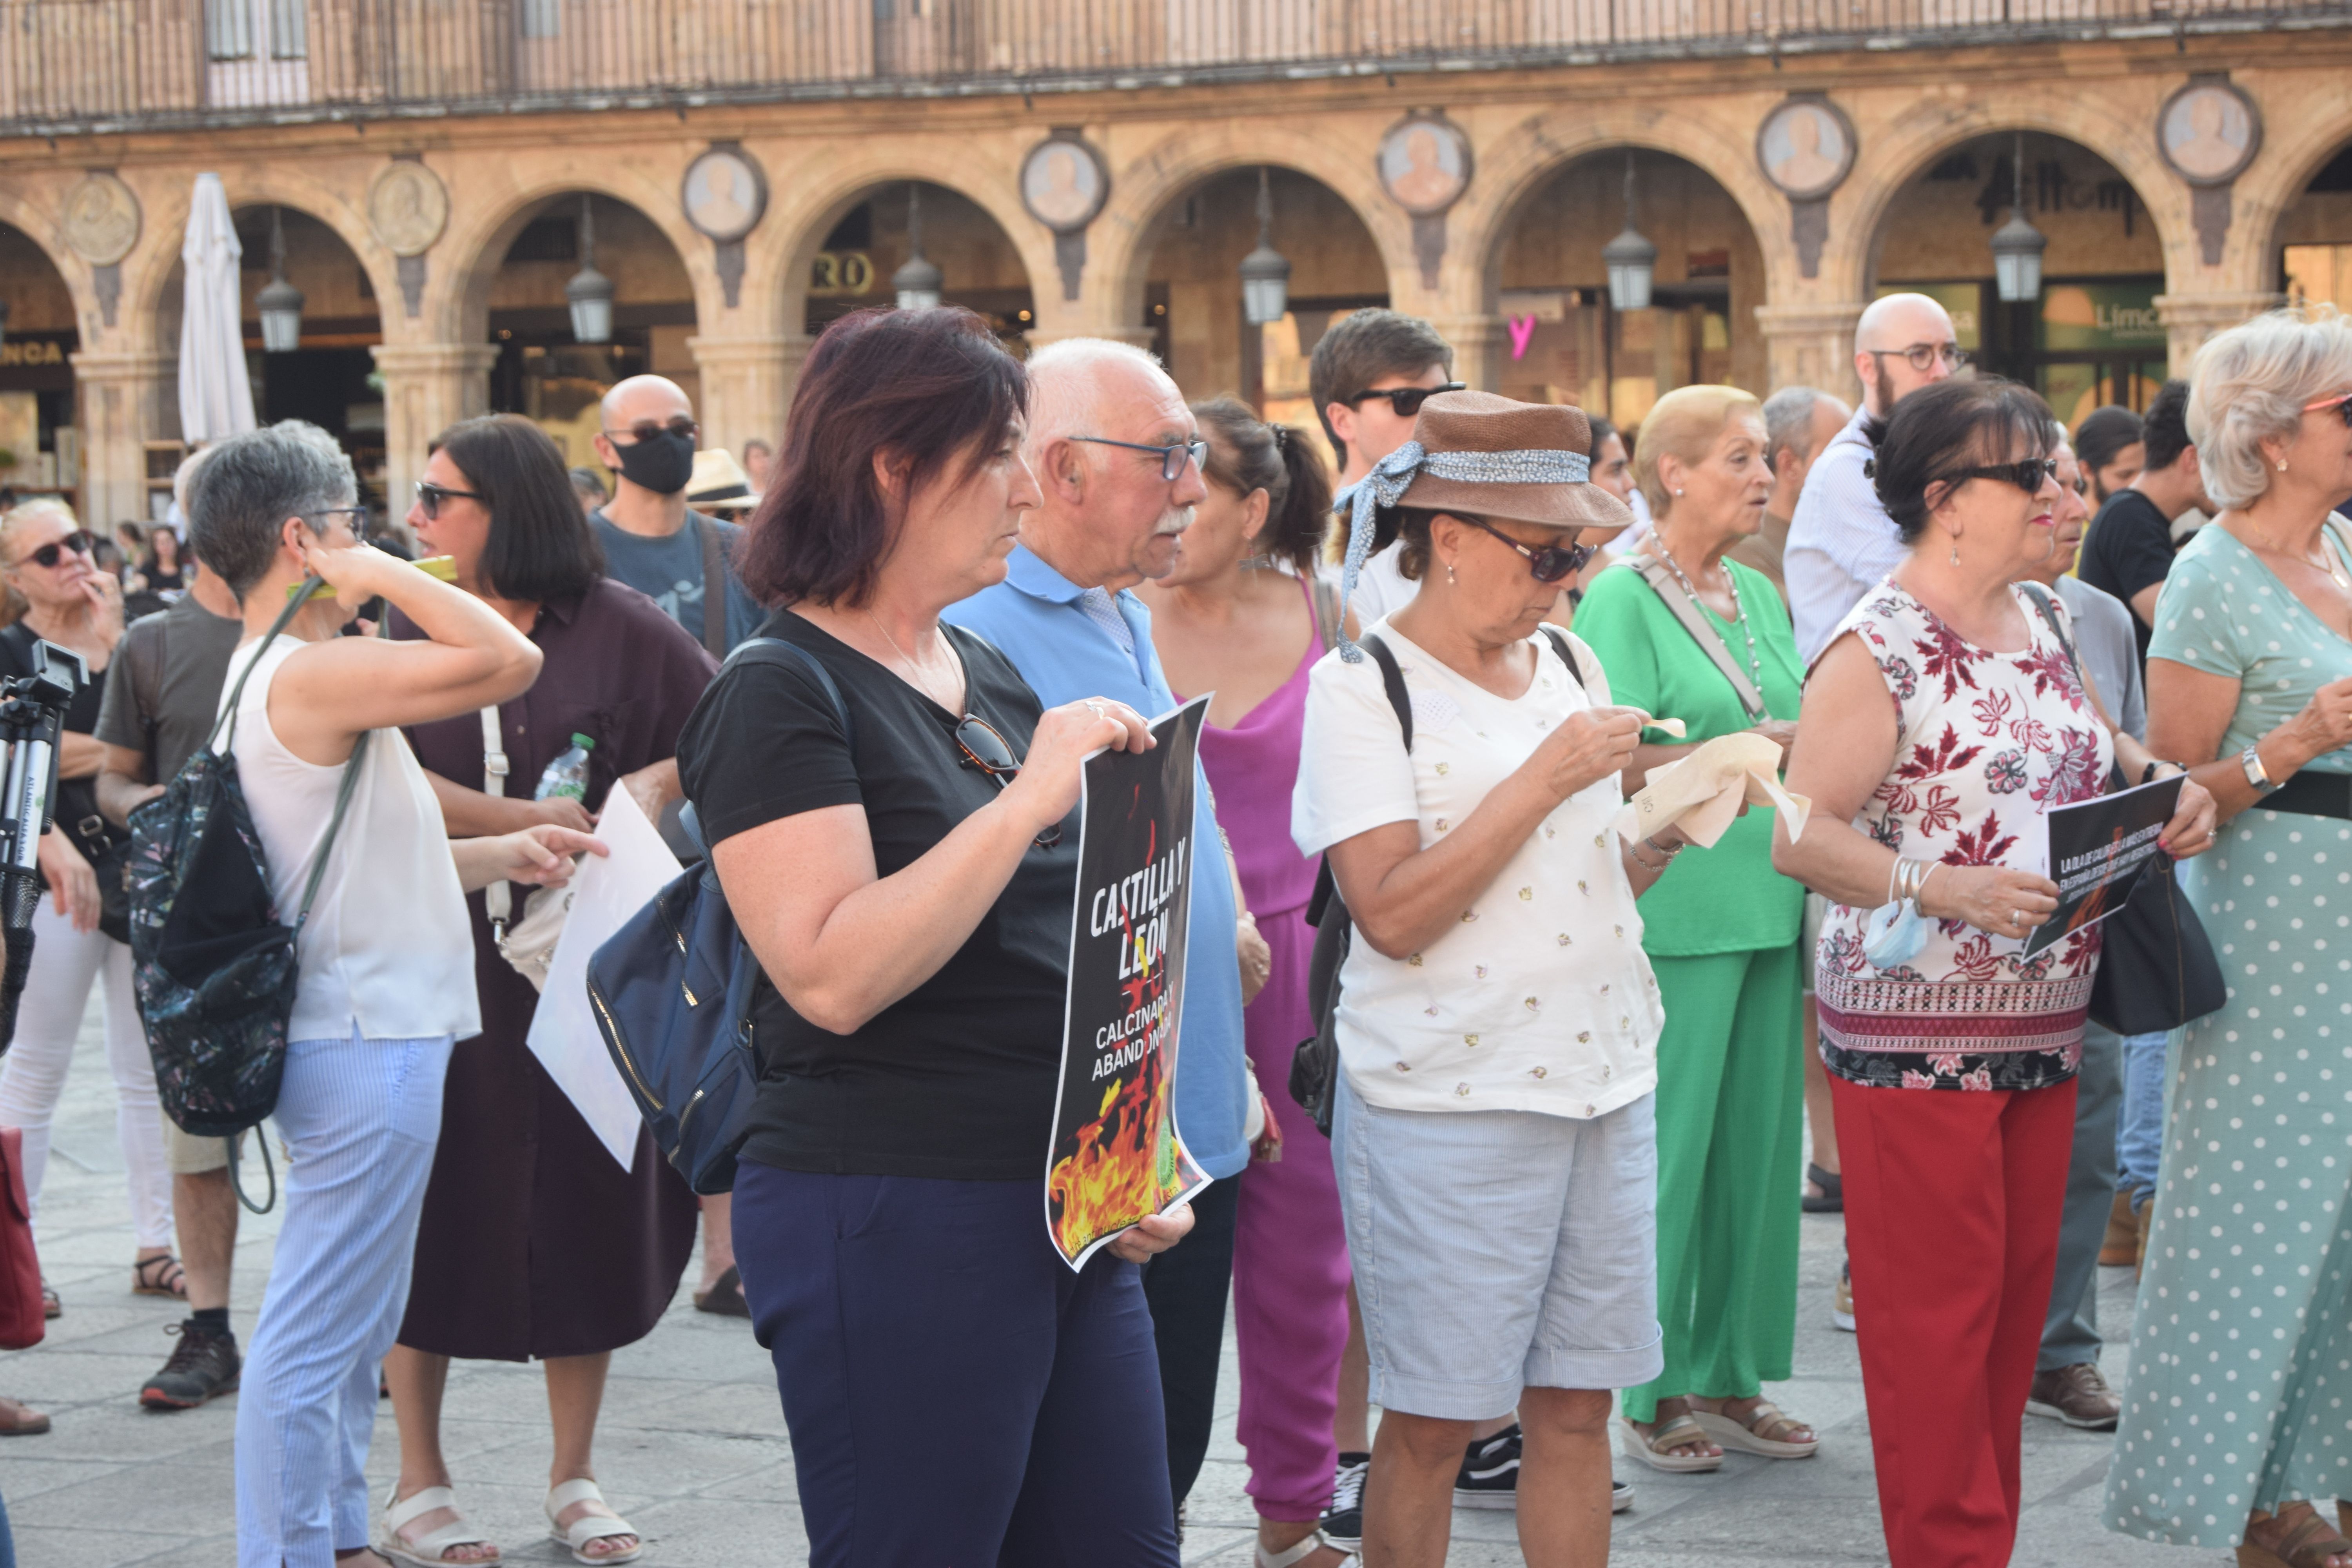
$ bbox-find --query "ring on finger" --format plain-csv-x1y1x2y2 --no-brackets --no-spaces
1085,699,1106,719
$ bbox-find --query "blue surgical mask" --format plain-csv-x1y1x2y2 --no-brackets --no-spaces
1862,897,1931,969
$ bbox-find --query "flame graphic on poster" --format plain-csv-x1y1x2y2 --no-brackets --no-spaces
1043,696,1212,1268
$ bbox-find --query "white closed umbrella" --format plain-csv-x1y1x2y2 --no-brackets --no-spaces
178,172,257,445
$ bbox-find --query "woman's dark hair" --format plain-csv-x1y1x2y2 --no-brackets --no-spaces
2073,403,2145,479
1587,415,1621,458
1191,396,1333,575
741,307,1027,609
430,414,604,602
140,526,180,575
1870,377,2057,543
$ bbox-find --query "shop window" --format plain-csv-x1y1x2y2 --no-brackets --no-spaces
206,0,306,60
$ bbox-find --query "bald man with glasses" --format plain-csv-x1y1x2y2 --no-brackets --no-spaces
1784,293,1965,665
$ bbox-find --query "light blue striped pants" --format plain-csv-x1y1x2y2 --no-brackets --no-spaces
234,1029,453,1568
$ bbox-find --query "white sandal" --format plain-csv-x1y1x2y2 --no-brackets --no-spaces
381,1486,499,1567
1256,1530,1358,1568
546,1478,644,1565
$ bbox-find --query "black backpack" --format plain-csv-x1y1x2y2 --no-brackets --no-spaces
1289,628,1585,1135
126,583,366,1209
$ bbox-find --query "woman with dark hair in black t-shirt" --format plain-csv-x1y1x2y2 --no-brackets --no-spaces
676,307,1187,1566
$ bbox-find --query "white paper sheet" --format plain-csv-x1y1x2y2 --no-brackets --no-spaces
524,788,682,1172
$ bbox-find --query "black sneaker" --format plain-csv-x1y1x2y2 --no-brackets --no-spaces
1320,1451,1369,1550
140,1320,241,1410
1455,1423,1521,1510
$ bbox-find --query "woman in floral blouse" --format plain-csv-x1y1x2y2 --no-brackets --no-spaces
1772,377,2214,1568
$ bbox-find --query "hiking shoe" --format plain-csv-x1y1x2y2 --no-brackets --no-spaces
1831,1260,1855,1332
1455,1424,1521,1509
140,1320,241,1410
1320,1451,1369,1550
2026,1362,2119,1430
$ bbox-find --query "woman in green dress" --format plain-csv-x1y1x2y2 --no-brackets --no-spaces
2109,305,2352,1568
1573,385,1818,1474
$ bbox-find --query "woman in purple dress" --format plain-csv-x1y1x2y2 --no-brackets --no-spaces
1136,398,1355,1567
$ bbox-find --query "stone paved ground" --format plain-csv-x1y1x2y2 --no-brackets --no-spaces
2,997,2227,1566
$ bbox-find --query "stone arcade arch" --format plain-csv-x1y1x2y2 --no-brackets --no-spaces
0,220,87,512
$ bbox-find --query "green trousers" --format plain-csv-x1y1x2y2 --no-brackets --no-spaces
1622,941,1806,1423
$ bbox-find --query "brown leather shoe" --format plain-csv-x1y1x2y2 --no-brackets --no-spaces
0,1394,51,1436
2027,1363,2120,1430
2100,1189,2139,1266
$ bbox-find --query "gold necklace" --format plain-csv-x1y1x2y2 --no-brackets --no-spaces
2252,522,2352,592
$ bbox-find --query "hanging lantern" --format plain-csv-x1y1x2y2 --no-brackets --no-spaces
1990,131,2048,305
893,183,944,310
1601,152,1657,313
256,206,305,354
566,194,615,345
1238,167,1292,327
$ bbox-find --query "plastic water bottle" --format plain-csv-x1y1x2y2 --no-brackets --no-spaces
534,733,595,802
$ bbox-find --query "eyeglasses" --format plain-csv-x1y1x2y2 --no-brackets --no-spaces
414,481,486,520
1865,343,1969,374
14,530,94,570
954,715,1063,848
1456,515,1594,584
1071,436,1209,483
2304,390,2352,426
1345,381,1466,418
304,506,370,542
1942,457,2060,495
602,417,699,445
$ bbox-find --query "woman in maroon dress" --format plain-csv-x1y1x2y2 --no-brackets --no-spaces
381,415,716,1566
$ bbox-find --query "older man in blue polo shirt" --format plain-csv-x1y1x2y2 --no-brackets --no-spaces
944,337,1254,1523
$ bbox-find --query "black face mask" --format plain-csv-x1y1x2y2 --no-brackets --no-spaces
612,427,697,497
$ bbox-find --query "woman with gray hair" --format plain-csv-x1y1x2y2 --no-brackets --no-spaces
2106,305,2352,1568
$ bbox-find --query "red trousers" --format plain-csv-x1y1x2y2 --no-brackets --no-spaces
1830,1074,2076,1568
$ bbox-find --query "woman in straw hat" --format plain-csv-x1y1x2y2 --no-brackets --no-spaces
1291,390,1680,1564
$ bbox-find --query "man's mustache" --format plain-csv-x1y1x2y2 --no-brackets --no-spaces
1153,507,1195,537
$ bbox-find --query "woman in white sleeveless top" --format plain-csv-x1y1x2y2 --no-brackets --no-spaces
183,424,595,1568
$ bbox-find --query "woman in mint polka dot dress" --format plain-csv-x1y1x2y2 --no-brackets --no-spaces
2108,307,2352,1568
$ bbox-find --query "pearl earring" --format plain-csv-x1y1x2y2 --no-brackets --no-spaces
1446,561,1457,586
1674,488,1685,497
1949,539,1961,568
2278,458,2290,473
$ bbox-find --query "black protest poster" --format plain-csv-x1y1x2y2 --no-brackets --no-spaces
1044,696,1212,1270
2024,774,2185,958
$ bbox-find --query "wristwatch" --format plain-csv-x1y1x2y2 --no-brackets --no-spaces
2241,745,2280,795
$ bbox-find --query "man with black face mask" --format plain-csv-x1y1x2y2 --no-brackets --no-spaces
588,374,762,659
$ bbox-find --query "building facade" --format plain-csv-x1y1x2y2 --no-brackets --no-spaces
0,0,2348,526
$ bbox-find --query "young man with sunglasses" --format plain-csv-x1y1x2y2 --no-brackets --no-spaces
1784,291,1964,667
584,374,762,659
941,337,1258,1534
1310,311,1461,626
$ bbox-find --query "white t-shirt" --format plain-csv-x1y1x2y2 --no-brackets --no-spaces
1290,619,1663,1118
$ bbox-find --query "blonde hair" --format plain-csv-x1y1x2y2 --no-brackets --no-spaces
2187,303,2352,510
1632,385,1764,519
0,496,83,625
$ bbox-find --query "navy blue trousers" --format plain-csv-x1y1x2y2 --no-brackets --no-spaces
733,1161,1181,1568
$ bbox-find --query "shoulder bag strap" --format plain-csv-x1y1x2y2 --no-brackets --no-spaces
721,635,855,749
1309,574,1343,653
479,705,513,933
2019,581,2082,673
1360,632,1412,753
1624,552,1767,722
1537,625,1586,692
205,573,323,757
293,729,372,928
693,514,728,659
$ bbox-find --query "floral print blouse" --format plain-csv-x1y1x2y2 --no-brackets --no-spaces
1814,580,2114,1091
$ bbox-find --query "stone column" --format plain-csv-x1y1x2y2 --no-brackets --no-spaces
371,344,497,519
1426,314,1510,394
690,334,806,460
1755,302,1866,403
69,349,175,530
2154,291,2284,378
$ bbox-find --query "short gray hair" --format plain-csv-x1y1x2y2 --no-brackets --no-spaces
2188,305,2352,511
187,421,356,600
1762,386,1831,469
1025,338,1173,458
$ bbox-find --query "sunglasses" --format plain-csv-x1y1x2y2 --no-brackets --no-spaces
15,530,94,569
1345,381,1466,418
1071,436,1208,484
304,506,371,542
1943,458,2060,495
602,417,700,445
954,715,1062,849
1866,343,1969,374
414,481,486,520
2304,390,2352,426
1457,515,1593,584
